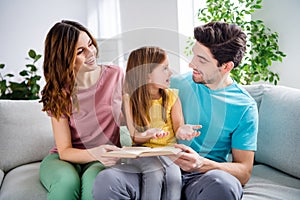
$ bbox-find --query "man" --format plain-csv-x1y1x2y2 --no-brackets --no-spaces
170,21,258,199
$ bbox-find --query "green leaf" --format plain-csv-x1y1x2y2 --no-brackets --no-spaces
267,59,272,66
5,73,14,78
254,75,260,82
19,70,29,76
251,5,262,9
28,49,36,59
26,64,38,72
0,64,5,69
34,54,42,63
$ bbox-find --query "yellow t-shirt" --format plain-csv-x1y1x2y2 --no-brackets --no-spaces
142,89,178,148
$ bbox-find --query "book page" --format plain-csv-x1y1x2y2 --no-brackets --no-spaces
103,146,182,158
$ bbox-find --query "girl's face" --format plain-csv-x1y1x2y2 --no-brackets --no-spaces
148,58,172,89
74,31,97,74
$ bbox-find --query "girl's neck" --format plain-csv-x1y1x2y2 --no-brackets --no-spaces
148,85,161,100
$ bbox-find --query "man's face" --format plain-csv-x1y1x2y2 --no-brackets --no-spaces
189,42,222,85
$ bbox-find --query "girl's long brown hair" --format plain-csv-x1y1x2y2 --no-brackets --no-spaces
124,46,168,131
40,20,98,120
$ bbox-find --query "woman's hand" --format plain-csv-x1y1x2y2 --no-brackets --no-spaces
176,124,202,140
89,145,121,167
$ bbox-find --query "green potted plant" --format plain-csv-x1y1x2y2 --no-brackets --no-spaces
0,49,42,100
185,0,286,85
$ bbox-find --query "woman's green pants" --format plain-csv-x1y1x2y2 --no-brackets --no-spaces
40,153,105,200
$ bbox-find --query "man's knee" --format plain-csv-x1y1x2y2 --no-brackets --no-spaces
201,170,242,199
183,170,242,200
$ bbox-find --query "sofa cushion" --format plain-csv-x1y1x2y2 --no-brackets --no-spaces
0,169,3,187
0,162,47,199
243,165,300,200
0,100,54,172
242,84,272,109
120,126,132,147
255,86,300,178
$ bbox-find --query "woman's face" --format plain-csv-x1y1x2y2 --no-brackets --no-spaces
74,31,97,73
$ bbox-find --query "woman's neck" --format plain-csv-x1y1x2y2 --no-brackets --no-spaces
76,66,102,90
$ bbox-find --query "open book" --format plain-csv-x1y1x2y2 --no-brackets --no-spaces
103,146,182,158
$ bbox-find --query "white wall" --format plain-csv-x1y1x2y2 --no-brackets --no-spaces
253,0,300,89
0,0,87,84
1,0,299,89
117,0,181,73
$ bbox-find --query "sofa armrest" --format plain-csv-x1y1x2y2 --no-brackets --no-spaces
0,169,4,187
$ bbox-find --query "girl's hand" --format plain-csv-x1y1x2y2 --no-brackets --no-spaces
176,124,202,140
140,128,169,139
89,145,121,166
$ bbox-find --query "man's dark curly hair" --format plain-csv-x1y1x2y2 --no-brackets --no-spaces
194,21,247,68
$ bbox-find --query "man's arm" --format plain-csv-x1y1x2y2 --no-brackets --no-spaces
171,144,254,185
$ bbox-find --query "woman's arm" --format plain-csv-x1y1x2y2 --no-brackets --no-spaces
51,117,120,166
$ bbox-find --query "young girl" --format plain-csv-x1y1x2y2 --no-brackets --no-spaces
123,46,201,199
39,20,123,199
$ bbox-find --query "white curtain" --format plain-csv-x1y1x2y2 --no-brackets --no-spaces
87,0,121,39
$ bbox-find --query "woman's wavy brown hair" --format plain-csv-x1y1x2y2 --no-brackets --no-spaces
124,46,168,131
40,20,98,120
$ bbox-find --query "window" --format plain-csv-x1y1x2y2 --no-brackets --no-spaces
87,0,124,67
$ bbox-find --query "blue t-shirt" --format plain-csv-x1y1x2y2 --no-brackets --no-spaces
170,72,258,162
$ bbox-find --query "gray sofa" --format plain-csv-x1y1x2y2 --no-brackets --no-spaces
0,84,299,199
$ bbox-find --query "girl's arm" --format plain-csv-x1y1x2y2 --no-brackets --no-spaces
170,97,184,133
171,97,202,140
123,94,166,145
51,117,120,166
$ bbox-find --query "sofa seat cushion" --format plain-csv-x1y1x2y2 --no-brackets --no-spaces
255,86,300,178
0,162,47,199
242,164,300,200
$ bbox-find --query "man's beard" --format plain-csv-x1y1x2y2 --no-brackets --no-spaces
192,75,206,84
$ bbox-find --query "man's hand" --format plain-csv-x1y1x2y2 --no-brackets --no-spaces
169,143,205,172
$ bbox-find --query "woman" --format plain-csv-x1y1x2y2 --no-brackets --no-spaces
39,20,123,200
